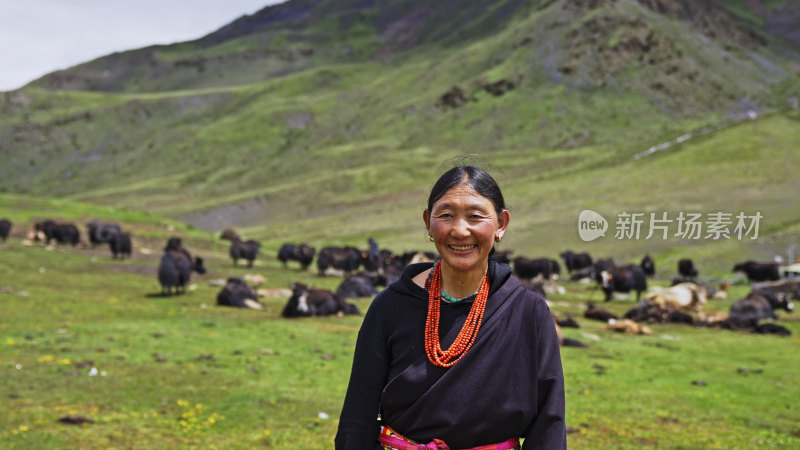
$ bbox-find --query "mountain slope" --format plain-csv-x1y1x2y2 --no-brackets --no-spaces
1,0,799,261
25,0,800,97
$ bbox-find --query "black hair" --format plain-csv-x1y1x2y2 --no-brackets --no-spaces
427,165,506,214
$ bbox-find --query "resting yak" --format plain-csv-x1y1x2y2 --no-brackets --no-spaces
282,283,359,317
729,286,794,323
217,278,262,309
335,272,387,299
642,282,711,312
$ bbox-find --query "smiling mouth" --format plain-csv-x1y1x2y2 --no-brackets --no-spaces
449,244,476,251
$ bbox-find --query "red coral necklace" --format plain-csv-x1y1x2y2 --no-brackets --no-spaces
424,262,490,367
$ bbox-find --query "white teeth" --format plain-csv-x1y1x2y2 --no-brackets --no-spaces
450,245,474,251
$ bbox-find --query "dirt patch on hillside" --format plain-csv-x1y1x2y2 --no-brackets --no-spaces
178,197,273,232
437,77,522,109
559,15,683,81
636,0,767,48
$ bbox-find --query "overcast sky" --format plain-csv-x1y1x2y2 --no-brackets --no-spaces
0,0,283,92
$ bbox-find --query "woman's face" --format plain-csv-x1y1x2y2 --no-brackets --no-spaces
424,184,509,275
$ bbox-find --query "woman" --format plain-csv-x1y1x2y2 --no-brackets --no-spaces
335,165,566,449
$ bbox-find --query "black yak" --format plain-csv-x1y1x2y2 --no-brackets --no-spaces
217,278,262,309
109,232,132,259
157,238,206,296
277,243,316,270
599,265,648,302
0,219,11,242
230,239,260,268
282,283,359,317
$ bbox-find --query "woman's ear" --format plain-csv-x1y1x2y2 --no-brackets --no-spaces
496,209,510,240
423,209,431,233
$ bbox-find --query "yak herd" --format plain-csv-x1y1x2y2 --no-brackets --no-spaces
269,243,796,337
1,217,796,338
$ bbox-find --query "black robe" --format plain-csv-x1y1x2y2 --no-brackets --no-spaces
336,261,566,449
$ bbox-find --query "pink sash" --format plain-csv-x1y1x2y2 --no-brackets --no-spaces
378,426,520,450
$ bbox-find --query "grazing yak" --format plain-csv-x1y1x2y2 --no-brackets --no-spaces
219,228,241,242
282,283,360,317
599,265,647,302
316,246,365,276
0,219,11,242
401,251,437,266
86,220,121,247
376,250,438,285
363,238,383,273
277,243,316,270
678,258,698,278
108,232,132,259
230,239,261,268
733,261,780,282
379,250,429,285
216,278,262,309
591,258,616,283
378,251,405,285
640,254,655,277
157,238,206,296
164,236,183,251
335,271,387,299
560,250,593,273
34,220,80,246
513,257,561,280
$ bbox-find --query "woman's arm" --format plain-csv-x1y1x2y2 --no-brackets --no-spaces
335,298,391,450
522,299,566,449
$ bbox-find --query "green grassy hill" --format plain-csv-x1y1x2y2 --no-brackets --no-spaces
1,0,799,267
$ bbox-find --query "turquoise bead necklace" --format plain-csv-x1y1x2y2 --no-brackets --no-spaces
429,261,479,303
440,289,478,303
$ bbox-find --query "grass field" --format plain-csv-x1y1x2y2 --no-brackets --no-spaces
1,205,799,449
3,1,800,447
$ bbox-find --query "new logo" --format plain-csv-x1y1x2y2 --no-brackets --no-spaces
578,210,608,241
